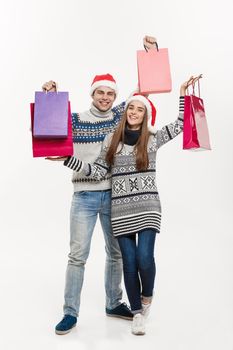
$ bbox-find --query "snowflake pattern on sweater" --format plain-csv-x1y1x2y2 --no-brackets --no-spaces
71,102,125,144
64,97,185,237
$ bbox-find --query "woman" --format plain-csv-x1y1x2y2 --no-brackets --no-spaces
57,75,200,335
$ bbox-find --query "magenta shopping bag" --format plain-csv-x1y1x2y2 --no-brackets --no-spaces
183,81,211,151
31,102,73,157
137,44,172,94
33,91,69,138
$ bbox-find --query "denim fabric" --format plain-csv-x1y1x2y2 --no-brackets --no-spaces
117,230,156,312
63,191,123,317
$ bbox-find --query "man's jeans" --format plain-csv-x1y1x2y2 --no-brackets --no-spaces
117,230,156,312
63,190,123,317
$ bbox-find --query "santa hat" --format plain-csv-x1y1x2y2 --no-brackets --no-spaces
90,73,118,96
125,93,157,134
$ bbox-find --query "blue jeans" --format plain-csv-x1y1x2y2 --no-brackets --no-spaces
117,230,156,313
64,191,123,317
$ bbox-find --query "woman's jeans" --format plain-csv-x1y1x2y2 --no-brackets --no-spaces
64,191,123,317
117,230,156,312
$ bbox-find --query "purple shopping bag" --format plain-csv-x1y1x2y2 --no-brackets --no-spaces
31,102,74,157
33,91,69,138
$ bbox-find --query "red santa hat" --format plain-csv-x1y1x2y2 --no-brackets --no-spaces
125,93,157,134
90,73,118,96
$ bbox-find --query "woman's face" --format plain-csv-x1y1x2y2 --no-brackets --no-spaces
126,101,146,130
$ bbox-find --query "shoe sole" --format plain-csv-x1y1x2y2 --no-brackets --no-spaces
132,331,145,336
55,323,77,335
106,314,133,321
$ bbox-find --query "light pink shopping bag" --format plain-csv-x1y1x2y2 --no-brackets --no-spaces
137,45,172,94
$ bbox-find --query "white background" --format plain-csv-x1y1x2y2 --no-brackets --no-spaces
0,0,232,349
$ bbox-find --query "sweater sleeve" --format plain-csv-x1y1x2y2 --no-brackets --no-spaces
63,133,112,181
111,101,125,125
111,101,125,113
156,96,184,149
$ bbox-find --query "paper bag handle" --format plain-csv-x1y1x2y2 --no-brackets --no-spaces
43,81,58,94
192,78,201,97
144,41,159,52
187,75,202,97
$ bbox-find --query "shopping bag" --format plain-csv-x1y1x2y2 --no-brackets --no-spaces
183,81,211,151
33,91,69,138
31,102,74,157
137,44,172,94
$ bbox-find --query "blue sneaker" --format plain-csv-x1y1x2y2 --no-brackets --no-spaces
55,315,77,335
106,302,133,320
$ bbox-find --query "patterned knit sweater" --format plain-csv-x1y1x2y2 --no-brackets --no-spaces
65,97,184,237
71,102,125,191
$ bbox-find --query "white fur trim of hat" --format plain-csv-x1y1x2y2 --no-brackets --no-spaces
125,94,157,134
90,73,118,96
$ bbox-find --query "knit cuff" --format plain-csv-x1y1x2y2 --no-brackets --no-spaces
63,156,84,172
177,96,185,122
179,96,185,113
63,156,71,166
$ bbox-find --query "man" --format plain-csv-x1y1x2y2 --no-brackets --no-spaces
43,36,157,335
44,74,132,335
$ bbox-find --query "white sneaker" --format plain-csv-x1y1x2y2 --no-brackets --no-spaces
141,302,152,318
131,313,146,335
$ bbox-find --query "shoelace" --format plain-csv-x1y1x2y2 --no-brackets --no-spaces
61,316,74,326
61,317,69,325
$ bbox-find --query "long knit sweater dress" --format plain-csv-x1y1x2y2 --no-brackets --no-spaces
64,97,184,237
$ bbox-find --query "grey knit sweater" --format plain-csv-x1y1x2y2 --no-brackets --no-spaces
65,97,184,237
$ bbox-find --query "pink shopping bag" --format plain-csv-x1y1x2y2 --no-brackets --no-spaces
183,81,211,151
31,102,74,157
137,44,172,94
33,91,69,138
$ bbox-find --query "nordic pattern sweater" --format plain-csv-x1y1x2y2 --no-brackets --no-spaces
71,102,125,191
65,97,184,237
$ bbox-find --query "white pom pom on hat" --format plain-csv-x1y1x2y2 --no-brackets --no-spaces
90,73,118,96
125,93,157,134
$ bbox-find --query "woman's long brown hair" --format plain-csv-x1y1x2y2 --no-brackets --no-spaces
106,108,150,171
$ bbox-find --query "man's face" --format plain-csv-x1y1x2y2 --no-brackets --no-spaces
92,86,116,112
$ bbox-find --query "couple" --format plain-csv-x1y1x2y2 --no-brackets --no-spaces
44,36,198,336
